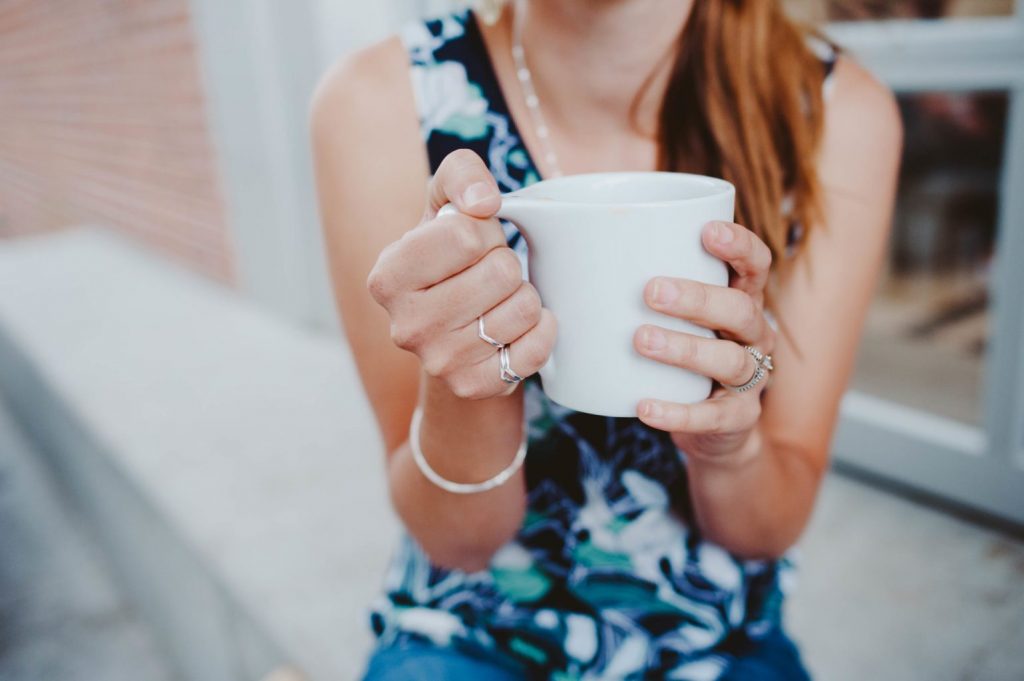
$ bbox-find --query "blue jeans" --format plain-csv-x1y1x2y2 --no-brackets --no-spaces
717,628,812,681
362,629,811,680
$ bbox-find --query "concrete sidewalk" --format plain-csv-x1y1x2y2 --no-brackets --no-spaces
789,473,1024,680
0,395,176,681
0,228,398,680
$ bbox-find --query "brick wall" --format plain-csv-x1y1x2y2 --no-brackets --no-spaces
0,0,233,282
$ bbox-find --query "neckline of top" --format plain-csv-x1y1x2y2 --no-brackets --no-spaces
462,8,547,184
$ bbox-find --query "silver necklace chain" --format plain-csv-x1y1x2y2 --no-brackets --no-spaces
511,0,564,178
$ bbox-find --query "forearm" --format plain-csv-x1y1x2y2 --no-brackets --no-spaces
387,372,527,572
683,425,825,560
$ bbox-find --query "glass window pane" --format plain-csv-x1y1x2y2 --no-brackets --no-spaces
851,91,1008,426
785,0,1016,21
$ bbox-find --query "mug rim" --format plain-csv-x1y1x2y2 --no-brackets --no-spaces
506,171,735,207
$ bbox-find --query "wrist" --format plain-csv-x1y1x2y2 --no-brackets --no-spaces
409,404,527,494
681,426,763,471
422,370,522,408
414,371,526,483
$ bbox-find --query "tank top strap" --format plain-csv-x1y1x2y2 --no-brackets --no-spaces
808,33,840,99
399,8,541,192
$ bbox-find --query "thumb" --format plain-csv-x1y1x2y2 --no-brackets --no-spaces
425,149,501,220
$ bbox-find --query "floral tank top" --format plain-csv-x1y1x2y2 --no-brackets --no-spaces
369,9,837,680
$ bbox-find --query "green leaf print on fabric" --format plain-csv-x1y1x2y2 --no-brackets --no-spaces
409,59,490,141
508,636,549,666
606,516,631,535
491,564,552,602
508,147,529,168
574,540,633,571
571,573,686,615
491,542,552,602
551,671,581,681
522,509,547,530
437,84,489,139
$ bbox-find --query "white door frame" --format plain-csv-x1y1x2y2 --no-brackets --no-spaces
188,0,421,330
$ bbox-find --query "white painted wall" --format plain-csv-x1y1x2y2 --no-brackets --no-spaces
313,0,420,63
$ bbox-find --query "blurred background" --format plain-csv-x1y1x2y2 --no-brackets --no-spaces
0,1,1021,680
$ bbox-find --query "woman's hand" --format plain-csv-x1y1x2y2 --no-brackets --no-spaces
633,220,775,463
366,150,557,400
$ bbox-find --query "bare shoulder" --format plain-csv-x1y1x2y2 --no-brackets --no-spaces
310,35,414,147
309,33,427,247
818,55,904,190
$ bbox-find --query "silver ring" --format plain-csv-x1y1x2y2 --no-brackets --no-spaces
728,345,773,393
499,344,523,384
478,315,504,349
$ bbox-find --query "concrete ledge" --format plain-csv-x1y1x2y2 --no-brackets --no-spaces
0,228,399,680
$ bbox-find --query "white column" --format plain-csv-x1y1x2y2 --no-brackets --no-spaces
188,0,445,327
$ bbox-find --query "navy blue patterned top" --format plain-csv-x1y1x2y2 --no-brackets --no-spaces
368,9,837,680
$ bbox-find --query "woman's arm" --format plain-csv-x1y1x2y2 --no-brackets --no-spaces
310,39,552,571
636,57,904,558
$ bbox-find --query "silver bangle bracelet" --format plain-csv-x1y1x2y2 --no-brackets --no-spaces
408,405,528,495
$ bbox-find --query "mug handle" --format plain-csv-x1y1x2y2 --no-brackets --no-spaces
435,201,557,385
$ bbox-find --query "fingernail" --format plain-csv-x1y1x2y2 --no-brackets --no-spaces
643,327,666,351
651,278,676,306
641,400,663,418
461,181,495,208
715,222,734,244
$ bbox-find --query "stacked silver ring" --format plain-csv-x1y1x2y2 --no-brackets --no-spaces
499,345,523,384
477,315,504,349
728,345,774,393
478,315,523,384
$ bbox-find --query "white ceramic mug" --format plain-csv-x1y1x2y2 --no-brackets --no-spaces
446,171,734,417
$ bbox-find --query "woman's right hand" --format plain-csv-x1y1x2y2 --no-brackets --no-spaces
366,149,557,400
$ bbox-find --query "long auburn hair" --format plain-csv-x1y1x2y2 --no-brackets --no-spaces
652,0,830,276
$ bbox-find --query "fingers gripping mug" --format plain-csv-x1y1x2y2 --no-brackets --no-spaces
443,171,735,417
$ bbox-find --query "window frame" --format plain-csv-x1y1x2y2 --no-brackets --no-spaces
825,12,1024,524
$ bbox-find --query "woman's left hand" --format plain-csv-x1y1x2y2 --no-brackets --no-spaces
633,220,775,463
